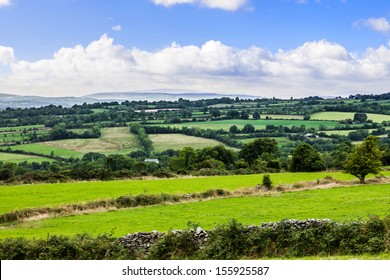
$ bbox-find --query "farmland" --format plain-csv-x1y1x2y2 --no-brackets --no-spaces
311,112,390,122
1,183,389,239
1,94,390,259
5,127,140,158
0,152,53,163
155,119,340,131
2,171,382,214
150,134,232,151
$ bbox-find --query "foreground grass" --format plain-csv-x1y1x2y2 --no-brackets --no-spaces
1,171,386,214
1,183,389,239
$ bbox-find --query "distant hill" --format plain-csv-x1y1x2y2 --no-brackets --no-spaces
0,92,260,109
84,92,259,102
0,93,96,110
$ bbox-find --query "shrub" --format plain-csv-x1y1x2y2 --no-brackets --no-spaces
262,174,273,190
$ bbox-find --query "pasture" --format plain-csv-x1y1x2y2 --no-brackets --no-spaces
150,134,231,151
0,152,53,163
311,112,390,122
1,183,389,239
6,127,140,158
156,119,340,131
1,171,388,215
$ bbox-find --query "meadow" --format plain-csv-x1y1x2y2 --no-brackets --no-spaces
150,134,232,151
156,119,340,131
1,171,388,215
0,152,53,163
6,127,140,158
1,183,389,239
311,112,390,122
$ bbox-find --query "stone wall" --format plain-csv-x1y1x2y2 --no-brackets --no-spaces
118,219,335,253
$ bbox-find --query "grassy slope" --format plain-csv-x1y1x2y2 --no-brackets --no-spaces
1,183,389,239
1,171,389,214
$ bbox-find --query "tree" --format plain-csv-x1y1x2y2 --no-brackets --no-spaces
242,124,255,133
253,111,260,120
344,136,383,183
291,143,325,172
229,125,239,134
353,112,368,123
239,138,278,165
262,174,273,190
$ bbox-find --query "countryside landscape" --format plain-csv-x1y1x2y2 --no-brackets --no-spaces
1,0,390,265
1,92,390,260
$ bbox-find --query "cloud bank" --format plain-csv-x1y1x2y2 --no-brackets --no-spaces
152,0,249,11
1,35,390,97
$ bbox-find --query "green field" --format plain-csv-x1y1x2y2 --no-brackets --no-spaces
6,127,140,158
0,152,53,163
155,119,340,131
1,183,389,239
1,171,388,215
6,143,84,158
311,112,390,122
150,134,231,151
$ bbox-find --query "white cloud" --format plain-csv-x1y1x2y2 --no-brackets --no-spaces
152,0,248,11
112,25,122,31
1,35,390,98
0,0,11,7
0,46,15,65
354,17,390,34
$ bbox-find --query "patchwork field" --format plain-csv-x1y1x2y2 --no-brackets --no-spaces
150,133,231,151
6,127,140,158
311,112,390,122
1,183,389,239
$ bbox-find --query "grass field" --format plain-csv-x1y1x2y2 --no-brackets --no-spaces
6,127,140,158
311,112,390,122
150,134,231,151
155,119,340,131
0,152,53,163
1,171,389,215
1,183,389,239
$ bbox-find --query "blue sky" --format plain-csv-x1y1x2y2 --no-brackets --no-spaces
1,0,390,98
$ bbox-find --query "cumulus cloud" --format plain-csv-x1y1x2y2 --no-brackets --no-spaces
112,25,122,31
1,35,390,97
354,17,390,34
0,46,15,65
0,0,11,7
152,0,249,11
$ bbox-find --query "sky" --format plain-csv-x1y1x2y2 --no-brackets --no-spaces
1,0,390,98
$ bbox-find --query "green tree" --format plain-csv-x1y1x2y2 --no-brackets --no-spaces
239,138,278,165
291,143,325,172
353,112,368,123
344,136,383,183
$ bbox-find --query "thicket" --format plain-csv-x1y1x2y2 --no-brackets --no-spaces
1,216,389,260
